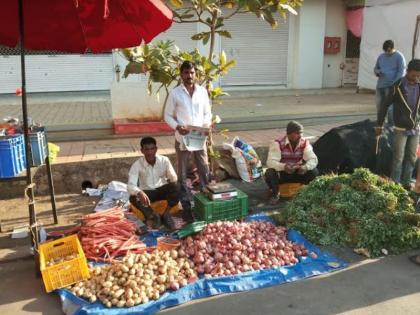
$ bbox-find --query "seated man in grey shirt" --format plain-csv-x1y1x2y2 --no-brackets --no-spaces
128,137,180,230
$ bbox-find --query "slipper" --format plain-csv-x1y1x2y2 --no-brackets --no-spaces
269,196,280,205
408,255,420,266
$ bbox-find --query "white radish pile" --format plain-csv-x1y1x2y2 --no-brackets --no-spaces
69,250,197,307
180,220,315,277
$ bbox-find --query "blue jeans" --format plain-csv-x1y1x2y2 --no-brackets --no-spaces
391,130,419,185
376,87,394,126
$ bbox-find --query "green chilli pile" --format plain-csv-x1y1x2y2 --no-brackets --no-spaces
285,168,420,257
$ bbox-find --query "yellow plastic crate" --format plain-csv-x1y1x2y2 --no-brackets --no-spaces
278,183,304,198
131,200,180,221
39,234,90,293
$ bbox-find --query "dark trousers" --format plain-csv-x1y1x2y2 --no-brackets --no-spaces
175,140,209,210
129,182,180,218
264,168,318,196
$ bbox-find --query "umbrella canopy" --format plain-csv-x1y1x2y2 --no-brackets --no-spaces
0,0,173,53
0,0,173,249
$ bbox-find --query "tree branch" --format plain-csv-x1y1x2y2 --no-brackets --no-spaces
173,18,201,23
223,7,241,20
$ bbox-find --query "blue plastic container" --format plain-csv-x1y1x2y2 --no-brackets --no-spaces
30,131,47,166
0,135,26,178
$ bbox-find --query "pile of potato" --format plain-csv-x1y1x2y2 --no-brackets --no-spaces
69,249,197,308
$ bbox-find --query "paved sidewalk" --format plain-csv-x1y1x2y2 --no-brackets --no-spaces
0,88,376,162
0,92,111,131
0,89,375,132
53,121,346,164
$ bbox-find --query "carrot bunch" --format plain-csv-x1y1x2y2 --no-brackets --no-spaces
79,208,146,262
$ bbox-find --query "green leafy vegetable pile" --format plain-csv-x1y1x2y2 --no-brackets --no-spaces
285,168,420,257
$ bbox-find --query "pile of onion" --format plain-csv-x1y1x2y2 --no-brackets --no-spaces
180,221,317,277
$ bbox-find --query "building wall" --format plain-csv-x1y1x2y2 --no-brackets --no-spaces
111,1,347,120
292,0,327,89
322,0,347,87
358,0,418,89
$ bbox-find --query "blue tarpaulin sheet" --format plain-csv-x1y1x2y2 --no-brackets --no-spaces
57,214,347,315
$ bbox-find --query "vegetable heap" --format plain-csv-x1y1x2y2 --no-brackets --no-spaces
69,250,197,308
79,208,146,262
180,220,315,277
285,168,420,257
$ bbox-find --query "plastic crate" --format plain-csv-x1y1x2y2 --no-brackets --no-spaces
176,221,206,238
193,190,248,223
131,200,180,221
278,183,304,198
0,135,26,178
39,234,90,293
30,131,48,166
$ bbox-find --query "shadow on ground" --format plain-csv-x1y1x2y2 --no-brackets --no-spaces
161,252,420,315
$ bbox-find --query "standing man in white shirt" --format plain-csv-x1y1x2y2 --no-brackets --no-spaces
164,61,212,222
128,137,180,230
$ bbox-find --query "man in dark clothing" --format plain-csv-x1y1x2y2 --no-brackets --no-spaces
375,59,420,189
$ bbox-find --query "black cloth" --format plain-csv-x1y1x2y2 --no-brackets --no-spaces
313,119,393,177
129,182,180,219
264,167,318,196
377,79,420,130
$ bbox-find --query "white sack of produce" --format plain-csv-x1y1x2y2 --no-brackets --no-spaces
94,181,130,212
223,137,262,182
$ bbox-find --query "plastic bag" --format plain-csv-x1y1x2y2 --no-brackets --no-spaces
223,137,262,182
48,142,60,163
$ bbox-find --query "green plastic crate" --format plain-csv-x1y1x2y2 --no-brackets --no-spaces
193,190,248,223
176,221,206,239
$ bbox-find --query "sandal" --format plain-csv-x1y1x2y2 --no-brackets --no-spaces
162,212,176,231
408,255,420,266
269,196,280,205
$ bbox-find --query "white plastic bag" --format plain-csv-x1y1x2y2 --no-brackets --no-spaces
223,138,262,182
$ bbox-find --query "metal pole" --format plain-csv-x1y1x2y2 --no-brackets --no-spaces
18,0,38,244
45,154,58,224
412,15,420,60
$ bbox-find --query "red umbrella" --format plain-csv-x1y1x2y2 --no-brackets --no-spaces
0,0,173,247
0,0,173,53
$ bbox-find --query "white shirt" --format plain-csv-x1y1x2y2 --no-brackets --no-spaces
127,154,177,195
164,83,212,145
266,137,318,172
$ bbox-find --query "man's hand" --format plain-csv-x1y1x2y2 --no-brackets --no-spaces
176,125,190,135
297,166,307,175
284,164,295,174
374,127,383,137
137,191,151,207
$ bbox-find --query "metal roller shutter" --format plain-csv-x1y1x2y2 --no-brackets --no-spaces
152,22,198,52
221,15,289,86
0,53,113,93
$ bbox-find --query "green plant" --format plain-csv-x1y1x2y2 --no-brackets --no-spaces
122,0,302,109
121,41,236,111
120,0,302,168
286,168,420,257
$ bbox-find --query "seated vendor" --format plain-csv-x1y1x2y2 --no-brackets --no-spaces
264,121,319,204
128,137,180,230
